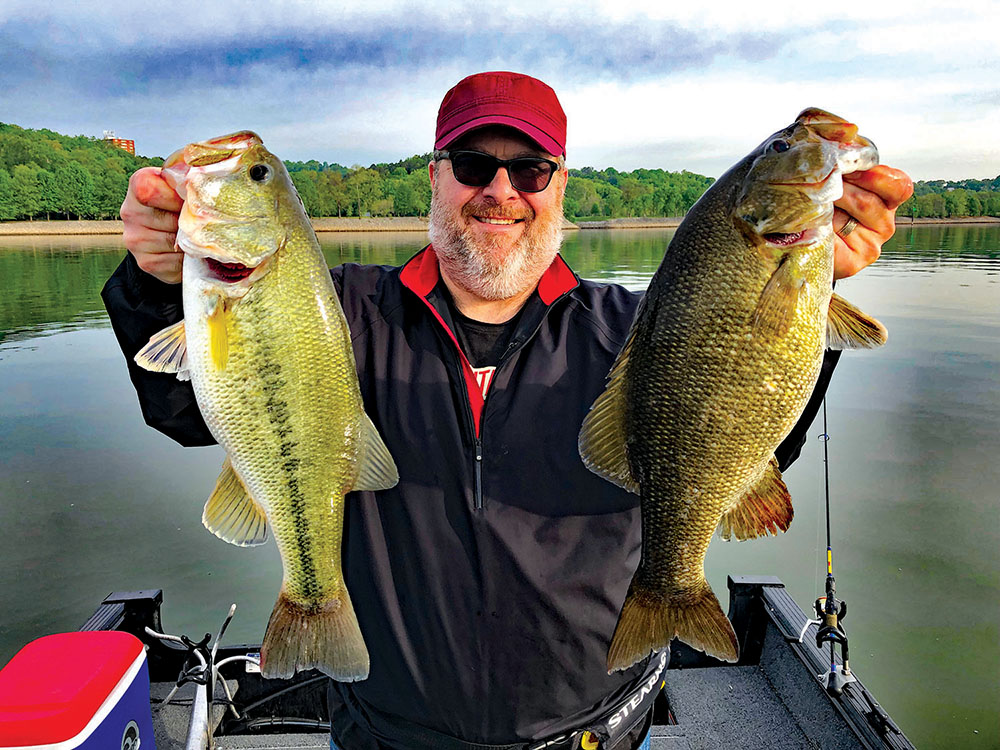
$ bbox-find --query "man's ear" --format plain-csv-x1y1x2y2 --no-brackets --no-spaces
428,160,436,188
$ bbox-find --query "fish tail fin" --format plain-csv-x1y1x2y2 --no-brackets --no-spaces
261,588,369,682
607,577,739,672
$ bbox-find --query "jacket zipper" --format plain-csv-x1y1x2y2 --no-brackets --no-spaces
474,437,484,510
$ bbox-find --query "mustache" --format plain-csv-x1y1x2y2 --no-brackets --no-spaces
462,201,534,221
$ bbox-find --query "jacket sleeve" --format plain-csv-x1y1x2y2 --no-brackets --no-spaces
101,254,216,447
774,349,842,471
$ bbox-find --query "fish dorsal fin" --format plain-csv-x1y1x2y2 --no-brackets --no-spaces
752,258,805,338
719,457,793,541
352,413,399,492
578,328,640,495
827,293,888,350
203,456,268,546
134,320,191,381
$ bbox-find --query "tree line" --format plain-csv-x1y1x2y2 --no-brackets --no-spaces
899,178,1000,219
0,123,163,220
0,122,718,222
1,122,998,222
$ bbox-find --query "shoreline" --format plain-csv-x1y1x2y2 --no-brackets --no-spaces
1,215,997,236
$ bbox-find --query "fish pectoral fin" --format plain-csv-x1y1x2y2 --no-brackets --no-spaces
134,320,191,381
578,328,640,495
351,413,399,492
719,457,793,541
202,456,268,546
752,259,804,338
826,293,887,350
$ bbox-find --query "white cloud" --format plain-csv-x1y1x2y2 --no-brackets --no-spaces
559,64,1000,180
0,1,996,179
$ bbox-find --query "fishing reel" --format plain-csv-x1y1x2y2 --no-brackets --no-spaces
812,577,856,696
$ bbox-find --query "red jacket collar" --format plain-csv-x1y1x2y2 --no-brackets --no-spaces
399,245,578,305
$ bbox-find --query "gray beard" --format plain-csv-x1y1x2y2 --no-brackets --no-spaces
428,190,564,301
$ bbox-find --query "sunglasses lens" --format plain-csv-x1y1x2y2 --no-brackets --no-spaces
509,159,555,192
451,153,498,187
449,153,555,193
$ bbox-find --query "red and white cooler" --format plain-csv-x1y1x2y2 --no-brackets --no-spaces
0,631,155,749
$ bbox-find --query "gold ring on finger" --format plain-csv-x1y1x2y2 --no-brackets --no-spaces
837,216,860,238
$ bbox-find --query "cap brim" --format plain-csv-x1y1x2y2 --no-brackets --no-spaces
435,114,563,157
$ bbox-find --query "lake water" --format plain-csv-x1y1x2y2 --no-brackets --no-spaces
1,226,998,748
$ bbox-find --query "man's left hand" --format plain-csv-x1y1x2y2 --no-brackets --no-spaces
833,165,914,279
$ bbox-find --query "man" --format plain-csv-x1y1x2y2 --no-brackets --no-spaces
104,71,912,749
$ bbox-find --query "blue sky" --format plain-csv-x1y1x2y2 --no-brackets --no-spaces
2,0,997,180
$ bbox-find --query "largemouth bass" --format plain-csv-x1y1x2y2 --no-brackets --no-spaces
135,131,398,681
579,109,886,671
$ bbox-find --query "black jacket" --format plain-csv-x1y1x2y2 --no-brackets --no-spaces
102,247,837,748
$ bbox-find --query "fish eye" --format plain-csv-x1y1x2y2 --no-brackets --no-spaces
767,139,790,154
249,164,271,182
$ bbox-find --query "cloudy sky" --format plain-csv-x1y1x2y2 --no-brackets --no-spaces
2,0,998,180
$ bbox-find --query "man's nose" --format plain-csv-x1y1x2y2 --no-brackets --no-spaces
480,165,519,202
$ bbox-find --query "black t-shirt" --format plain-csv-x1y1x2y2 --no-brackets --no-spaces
439,284,526,368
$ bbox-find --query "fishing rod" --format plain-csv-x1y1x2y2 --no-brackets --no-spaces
804,398,856,696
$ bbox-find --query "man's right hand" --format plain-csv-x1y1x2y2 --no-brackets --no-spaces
121,167,184,284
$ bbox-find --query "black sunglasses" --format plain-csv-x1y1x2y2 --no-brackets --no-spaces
434,150,562,193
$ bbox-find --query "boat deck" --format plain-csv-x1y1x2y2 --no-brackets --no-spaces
86,577,912,750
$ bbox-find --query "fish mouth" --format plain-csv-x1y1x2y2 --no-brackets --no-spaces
768,167,836,189
763,228,818,247
205,258,257,283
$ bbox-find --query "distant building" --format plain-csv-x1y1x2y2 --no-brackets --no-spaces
102,130,135,155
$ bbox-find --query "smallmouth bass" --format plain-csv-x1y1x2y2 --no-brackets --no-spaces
579,109,886,671
135,131,398,681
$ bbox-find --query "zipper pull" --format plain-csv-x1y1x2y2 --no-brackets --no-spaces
474,438,484,510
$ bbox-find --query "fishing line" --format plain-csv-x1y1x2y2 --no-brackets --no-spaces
820,399,835,667
821,398,832,588
809,396,855,695
813,416,828,606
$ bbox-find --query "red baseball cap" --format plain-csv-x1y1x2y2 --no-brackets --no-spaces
435,71,567,156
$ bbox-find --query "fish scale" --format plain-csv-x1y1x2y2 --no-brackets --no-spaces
579,109,885,671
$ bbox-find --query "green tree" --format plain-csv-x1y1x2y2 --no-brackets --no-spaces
0,168,15,220
390,180,420,216
653,183,683,217
370,198,394,217
53,163,95,219
11,164,43,219
290,171,321,216
93,170,128,219
596,183,623,217
344,168,382,217
564,176,600,218
966,191,983,217
405,169,431,216
37,168,57,219
944,190,968,218
318,171,349,217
